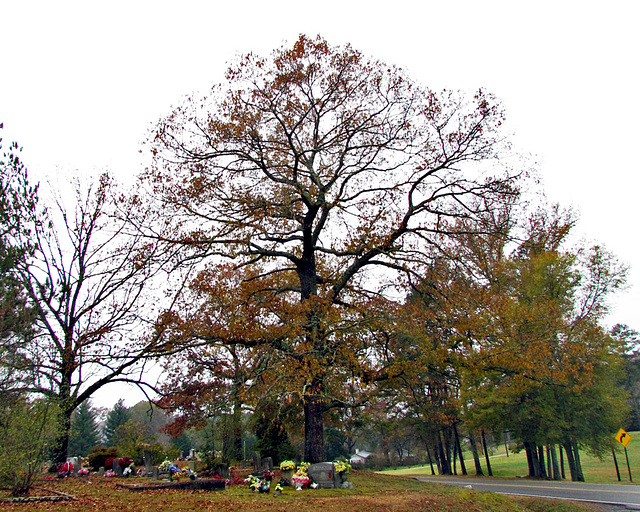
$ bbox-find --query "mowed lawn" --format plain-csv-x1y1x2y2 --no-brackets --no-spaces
382,432,640,484
2,471,599,512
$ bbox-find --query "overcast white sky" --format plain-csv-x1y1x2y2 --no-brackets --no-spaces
1,1,639,408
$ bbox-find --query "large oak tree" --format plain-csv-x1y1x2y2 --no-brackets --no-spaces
146,35,520,462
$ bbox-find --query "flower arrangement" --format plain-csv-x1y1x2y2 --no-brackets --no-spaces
104,469,115,477
246,474,270,493
57,461,73,478
122,463,135,478
158,459,173,472
297,462,310,473
273,482,284,495
279,460,296,472
291,472,311,490
263,469,274,481
78,468,89,476
181,467,197,480
334,460,352,474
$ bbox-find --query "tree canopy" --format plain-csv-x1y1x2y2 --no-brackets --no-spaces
144,35,521,461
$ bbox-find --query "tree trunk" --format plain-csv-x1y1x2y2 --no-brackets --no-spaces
503,431,510,457
51,401,73,467
546,446,552,478
481,429,493,476
432,438,443,475
437,431,451,475
452,440,458,475
537,445,547,479
550,445,561,480
453,423,467,475
571,439,584,482
524,442,535,477
562,441,578,481
443,429,454,475
303,381,325,463
559,444,565,479
425,443,436,475
525,441,543,477
469,432,484,476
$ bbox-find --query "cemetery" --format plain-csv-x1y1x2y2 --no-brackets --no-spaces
1,448,353,504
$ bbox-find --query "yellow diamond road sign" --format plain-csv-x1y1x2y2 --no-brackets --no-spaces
616,428,632,447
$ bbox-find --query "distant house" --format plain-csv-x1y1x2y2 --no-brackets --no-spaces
349,449,373,465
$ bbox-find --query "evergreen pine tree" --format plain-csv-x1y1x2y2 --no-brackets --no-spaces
103,399,131,446
68,400,100,457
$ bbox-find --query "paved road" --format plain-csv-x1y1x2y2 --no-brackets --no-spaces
415,476,640,510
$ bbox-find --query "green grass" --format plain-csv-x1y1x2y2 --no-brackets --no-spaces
381,432,640,484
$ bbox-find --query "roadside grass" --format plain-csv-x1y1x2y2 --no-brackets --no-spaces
1,471,598,512
381,431,639,484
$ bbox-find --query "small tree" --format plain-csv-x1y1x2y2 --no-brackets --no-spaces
0,124,38,397
9,174,176,465
0,396,57,496
69,400,101,457
103,399,131,446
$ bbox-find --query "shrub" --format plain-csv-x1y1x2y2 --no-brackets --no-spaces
87,446,118,470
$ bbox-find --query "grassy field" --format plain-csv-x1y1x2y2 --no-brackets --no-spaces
1,471,600,512
382,433,640,484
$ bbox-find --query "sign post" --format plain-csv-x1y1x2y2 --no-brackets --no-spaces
615,428,632,482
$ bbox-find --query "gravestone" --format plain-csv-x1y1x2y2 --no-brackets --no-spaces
214,463,229,479
261,457,273,472
252,452,261,473
188,449,196,459
307,462,339,489
143,450,154,475
152,466,159,480
64,457,78,476
99,466,105,477
69,457,79,476
113,458,123,477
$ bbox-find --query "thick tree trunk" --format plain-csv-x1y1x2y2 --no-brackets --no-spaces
546,446,552,478
559,444,566,479
525,441,542,477
303,381,325,463
51,374,75,468
52,401,73,467
524,442,535,477
550,445,561,480
562,441,578,481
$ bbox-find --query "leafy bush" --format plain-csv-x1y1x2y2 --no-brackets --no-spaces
0,397,58,496
87,446,118,470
